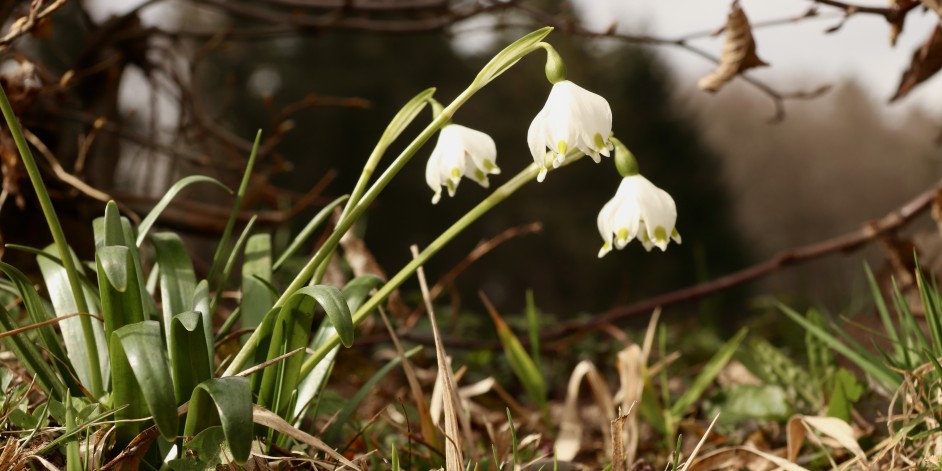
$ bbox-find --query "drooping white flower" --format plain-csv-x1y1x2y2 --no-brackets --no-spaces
425,124,500,204
527,80,613,182
597,174,681,257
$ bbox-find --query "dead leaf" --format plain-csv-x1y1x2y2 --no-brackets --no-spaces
891,24,942,102
787,415,866,466
920,0,942,16
555,360,616,461
698,1,769,93
889,0,908,46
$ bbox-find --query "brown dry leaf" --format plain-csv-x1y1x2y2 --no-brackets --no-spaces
786,415,866,466
616,345,644,465
921,0,942,16
698,1,769,93
554,360,616,461
888,0,908,46
611,413,630,471
687,446,788,471
891,24,942,102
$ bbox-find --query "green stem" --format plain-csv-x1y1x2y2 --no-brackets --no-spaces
222,87,475,376
0,85,102,396
299,163,543,378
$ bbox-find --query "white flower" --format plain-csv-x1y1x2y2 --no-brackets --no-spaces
425,124,500,204
597,175,681,257
527,80,613,182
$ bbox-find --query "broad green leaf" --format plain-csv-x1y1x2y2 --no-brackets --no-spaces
473,27,553,88
488,303,547,413
111,321,178,443
192,280,213,365
0,303,65,399
152,232,197,351
709,385,790,426
292,275,383,419
670,328,747,418
272,194,349,271
97,246,146,340
241,233,274,329
135,176,231,247
826,368,864,421
170,426,226,469
0,262,76,394
171,311,214,403
184,377,252,464
38,245,109,395
258,285,352,419
103,201,125,247
779,303,901,390
325,345,420,443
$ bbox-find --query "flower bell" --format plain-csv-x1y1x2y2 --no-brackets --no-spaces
527,44,613,182
425,124,500,204
597,139,680,257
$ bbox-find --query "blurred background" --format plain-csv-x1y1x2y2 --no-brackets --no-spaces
1,0,940,337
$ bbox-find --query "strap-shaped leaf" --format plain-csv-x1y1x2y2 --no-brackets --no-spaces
183,377,252,464
0,303,65,399
110,321,177,443
191,280,213,366
151,233,197,351
376,88,435,156
37,245,109,395
273,195,349,271
0,262,75,392
257,285,351,418
293,275,383,421
241,233,274,329
170,311,213,404
96,246,146,341
135,176,232,247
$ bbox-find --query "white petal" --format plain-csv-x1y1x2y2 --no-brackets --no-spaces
527,109,549,167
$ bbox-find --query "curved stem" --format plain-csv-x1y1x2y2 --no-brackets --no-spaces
299,163,543,378
0,85,102,396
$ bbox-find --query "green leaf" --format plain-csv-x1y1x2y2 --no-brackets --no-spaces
779,303,901,390
172,426,226,469
325,345,420,443
242,233,274,329
97,246,146,341
135,176,231,247
208,131,261,284
0,262,76,395
474,27,553,88
37,245,108,396
0,304,66,398
375,88,435,155
183,377,253,464
292,275,384,422
170,311,214,404
212,215,258,318
670,328,747,418
64,391,81,471
191,280,213,366
709,385,790,426
151,232,197,350
110,321,178,443
488,304,547,414
272,195,349,271
258,285,352,418
826,369,864,422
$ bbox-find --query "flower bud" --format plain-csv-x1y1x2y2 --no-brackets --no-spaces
612,137,639,178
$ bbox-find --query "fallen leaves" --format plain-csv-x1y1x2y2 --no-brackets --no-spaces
698,1,769,93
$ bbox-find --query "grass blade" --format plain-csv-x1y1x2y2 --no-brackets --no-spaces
208,130,261,284
0,303,65,399
151,232,197,350
670,328,747,418
272,195,349,272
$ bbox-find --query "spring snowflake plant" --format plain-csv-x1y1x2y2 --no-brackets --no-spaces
0,26,679,468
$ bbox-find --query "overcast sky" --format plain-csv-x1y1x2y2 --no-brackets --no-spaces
89,0,942,118
574,0,942,116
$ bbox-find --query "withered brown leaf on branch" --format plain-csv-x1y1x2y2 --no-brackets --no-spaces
698,1,768,93
891,23,942,102
920,0,942,16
